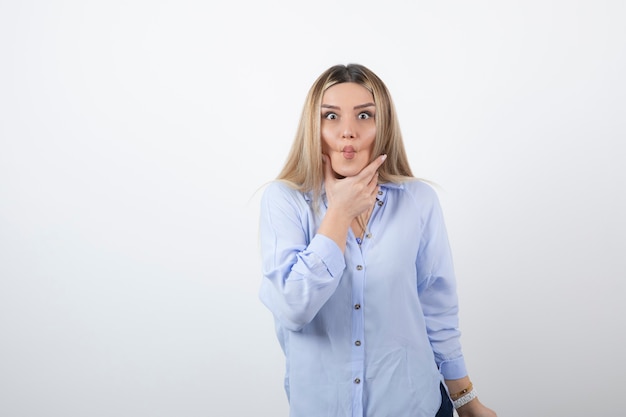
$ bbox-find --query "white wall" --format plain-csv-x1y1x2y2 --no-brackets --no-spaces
1,1,624,416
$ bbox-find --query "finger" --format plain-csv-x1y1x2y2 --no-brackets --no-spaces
367,171,379,187
364,173,378,197
366,174,380,197
357,154,387,180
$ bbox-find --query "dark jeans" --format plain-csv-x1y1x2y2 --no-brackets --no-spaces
435,383,453,417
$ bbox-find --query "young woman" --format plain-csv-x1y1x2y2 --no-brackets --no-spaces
259,64,497,417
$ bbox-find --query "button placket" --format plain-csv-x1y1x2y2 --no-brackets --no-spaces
350,244,366,398
349,186,390,406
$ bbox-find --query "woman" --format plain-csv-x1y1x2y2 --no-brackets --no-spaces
259,64,497,417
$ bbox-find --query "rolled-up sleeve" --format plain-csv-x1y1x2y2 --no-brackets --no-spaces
259,182,346,331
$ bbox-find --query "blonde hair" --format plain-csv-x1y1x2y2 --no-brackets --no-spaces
277,64,414,205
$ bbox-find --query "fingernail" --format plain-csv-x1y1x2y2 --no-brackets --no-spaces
381,154,387,161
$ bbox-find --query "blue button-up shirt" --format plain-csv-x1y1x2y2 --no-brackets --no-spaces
259,179,467,417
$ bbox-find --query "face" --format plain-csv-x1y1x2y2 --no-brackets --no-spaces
320,82,376,178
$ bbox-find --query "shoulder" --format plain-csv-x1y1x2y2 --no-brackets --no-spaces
391,179,441,208
262,180,300,197
261,180,306,198
261,180,310,210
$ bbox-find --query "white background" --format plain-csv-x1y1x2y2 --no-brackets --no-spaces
1,1,624,416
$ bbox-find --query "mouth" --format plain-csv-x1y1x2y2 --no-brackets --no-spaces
341,146,356,159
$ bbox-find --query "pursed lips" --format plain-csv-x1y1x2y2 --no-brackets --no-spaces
341,146,356,159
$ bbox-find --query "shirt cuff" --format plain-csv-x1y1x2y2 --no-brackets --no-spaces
308,233,346,277
439,356,468,380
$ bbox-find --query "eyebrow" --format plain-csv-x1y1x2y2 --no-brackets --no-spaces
321,102,376,110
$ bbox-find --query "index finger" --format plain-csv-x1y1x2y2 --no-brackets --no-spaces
356,154,387,179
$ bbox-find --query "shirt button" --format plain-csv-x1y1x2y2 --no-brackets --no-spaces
354,378,361,384
356,265,363,271
378,190,383,195
365,233,372,239
377,200,384,206
355,340,361,346
354,304,361,310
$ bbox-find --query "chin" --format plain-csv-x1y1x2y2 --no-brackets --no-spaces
332,162,366,178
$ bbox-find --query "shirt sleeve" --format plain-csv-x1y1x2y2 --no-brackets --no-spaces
413,184,468,380
258,182,346,331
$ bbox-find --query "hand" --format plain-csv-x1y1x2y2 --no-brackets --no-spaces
322,154,386,221
456,398,497,417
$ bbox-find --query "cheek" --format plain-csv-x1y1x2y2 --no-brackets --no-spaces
320,129,334,152
320,136,330,152
365,127,376,151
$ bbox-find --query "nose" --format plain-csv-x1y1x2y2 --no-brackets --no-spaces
341,119,356,139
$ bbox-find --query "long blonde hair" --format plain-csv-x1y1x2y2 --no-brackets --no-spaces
277,64,414,205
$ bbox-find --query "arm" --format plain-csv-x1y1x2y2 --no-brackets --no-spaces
414,185,496,416
414,185,465,378
258,182,346,331
259,155,386,331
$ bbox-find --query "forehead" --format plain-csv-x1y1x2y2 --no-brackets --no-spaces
322,82,374,105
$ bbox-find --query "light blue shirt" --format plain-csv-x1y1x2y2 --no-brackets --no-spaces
259,179,467,417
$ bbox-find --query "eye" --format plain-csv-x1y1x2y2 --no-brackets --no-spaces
323,112,338,120
358,112,373,120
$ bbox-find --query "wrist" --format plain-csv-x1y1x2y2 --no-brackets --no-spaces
452,388,477,410
317,206,353,253
455,396,483,417
324,206,355,226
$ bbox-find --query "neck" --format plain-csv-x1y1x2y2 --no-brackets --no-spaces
355,207,373,237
